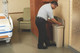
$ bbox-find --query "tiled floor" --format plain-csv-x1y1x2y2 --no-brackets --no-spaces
0,28,74,53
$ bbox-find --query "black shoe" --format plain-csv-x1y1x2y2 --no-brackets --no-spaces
48,43,56,46
38,46,48,49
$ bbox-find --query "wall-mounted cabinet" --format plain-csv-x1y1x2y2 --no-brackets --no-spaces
42,0,58,2
30,0,54,42
42,0,53,2
30,0,44,36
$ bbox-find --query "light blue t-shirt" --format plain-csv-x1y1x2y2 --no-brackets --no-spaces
37,3,54,21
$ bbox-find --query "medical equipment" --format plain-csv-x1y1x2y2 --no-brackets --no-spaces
0,0,13,43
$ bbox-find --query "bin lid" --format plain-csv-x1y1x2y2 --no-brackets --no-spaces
53,25,64,29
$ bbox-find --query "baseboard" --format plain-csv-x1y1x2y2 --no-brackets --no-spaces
22,29,31,32
68,46,80,53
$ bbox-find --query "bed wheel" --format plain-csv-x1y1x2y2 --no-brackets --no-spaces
6,39,10,43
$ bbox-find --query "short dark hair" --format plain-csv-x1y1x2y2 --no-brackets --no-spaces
51,1,58,6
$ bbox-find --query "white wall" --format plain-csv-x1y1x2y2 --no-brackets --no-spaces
0,0,30,13
0,0,30,28
54,0,70,47
8,0,30,13
69,0,80,52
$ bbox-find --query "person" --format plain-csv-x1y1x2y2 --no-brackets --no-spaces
35,1,62,49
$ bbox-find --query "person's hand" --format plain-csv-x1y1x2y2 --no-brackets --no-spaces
48,19,53,23
58,23,62,26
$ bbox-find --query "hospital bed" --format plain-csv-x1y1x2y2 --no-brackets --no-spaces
0,13,13,43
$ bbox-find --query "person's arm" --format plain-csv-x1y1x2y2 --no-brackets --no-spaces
49,18,62,25
47,9,62,25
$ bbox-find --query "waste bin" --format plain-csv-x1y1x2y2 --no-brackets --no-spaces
52,24,64,47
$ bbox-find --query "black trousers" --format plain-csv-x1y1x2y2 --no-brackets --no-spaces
35,17,50,47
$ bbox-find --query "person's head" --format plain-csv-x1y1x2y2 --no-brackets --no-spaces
51,1,58,9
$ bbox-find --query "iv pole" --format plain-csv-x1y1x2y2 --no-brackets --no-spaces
2,0,8,18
